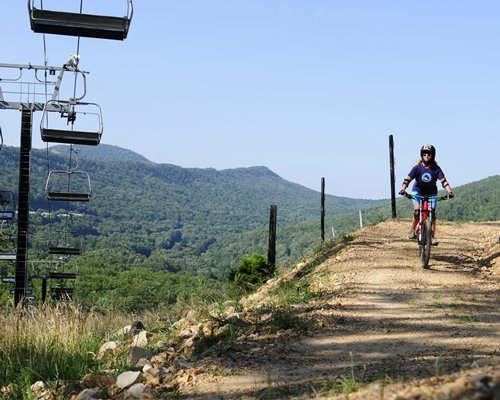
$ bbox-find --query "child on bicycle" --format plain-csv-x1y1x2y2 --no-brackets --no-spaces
399,144,454,245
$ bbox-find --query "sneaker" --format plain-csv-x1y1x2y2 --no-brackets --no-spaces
431,237,439,246
408,228,417,240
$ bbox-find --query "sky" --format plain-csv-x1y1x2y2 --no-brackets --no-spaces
1,1,499,199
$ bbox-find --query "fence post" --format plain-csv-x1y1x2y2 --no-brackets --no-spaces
267,204,277,267
359,210,363,228
321,177,325,242
389,134,397,218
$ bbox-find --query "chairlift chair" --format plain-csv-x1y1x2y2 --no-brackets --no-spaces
28,0,133,40
0,191,16,220
45,169,92,202
41,100,103,146
47,228,83,255
51,287,74,301
0,221,16,261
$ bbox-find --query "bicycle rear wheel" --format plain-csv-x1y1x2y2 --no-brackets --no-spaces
420,219,432,268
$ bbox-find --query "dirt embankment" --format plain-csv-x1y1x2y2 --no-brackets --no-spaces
176,220,500,399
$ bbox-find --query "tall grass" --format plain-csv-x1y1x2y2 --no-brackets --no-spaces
0,303,134,399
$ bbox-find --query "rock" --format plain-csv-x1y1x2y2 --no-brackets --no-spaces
143,367,162,386
173,357,194,370
75,388,103,400
115,321,145,337
471,356,500,368
226,312,245,324
98,341,119,358
80,373,114,388
126,346,153,368
131,330,151,347
115,371,145,389
150,352,169,366
125,383,152,399
31,381,47,397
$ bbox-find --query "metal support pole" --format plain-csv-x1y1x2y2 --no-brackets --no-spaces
267,204,277,267
389,134,397,218
41,276,47,303
14,109,32,307
321,177,325,242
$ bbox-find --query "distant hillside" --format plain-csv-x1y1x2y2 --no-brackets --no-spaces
0,145,385,277
49,144,152,163
364,174,500,223
2,145,497,279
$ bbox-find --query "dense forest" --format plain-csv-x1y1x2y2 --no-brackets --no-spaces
0,144,498,310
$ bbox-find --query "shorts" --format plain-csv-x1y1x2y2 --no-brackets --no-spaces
411,191,438,208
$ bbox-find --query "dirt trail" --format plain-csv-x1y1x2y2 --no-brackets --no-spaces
178,220,500,399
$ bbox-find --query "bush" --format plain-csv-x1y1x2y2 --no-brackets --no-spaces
228,253,275,292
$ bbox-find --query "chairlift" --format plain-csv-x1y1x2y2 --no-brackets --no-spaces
29,258,77,279
45,169,92,202
49,257,78,300
0,191,16,220
0,221,16,261
28,0,133,40
51,287,74,301
41,100,103,146
47,229,83,255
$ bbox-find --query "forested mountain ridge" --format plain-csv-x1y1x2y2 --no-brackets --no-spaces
48,144,153,163
0,145,385,277
1,145,498,311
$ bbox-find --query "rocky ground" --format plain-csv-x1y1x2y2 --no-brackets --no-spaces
30,219,500,399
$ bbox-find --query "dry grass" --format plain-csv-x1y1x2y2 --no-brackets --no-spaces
0,302,157,398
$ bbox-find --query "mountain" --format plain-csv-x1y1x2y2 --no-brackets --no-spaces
1,145,498,280
48,144,152,163
0,145,386,277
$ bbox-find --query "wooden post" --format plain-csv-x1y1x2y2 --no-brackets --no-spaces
267,204,277,266
321,177,325,242
389,135,397,218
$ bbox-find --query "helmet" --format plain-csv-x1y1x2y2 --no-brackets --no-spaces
420,144,436,165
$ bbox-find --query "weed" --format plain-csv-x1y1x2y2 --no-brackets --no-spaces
211,367,244,377
434,357,444,375
268,307,308,333
341,233,355,243
272,280,316,306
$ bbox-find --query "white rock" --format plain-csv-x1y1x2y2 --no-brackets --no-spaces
116,371,144,389
98,341,119,358
126,383,151,399
131,330,150,347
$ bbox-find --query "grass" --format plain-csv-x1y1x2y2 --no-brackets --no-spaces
0,303,152,399
271,280,316,306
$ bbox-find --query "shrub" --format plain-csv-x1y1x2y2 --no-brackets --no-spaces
228,253,275,292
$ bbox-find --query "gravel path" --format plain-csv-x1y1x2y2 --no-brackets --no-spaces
178,219,500,399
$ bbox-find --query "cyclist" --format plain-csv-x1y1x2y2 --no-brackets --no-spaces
399,144,454,245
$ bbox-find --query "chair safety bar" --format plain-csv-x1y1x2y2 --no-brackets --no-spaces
41,100,103,146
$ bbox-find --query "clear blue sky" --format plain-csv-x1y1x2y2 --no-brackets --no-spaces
1,1,499,199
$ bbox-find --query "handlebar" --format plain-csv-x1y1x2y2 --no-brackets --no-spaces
400,191,451,201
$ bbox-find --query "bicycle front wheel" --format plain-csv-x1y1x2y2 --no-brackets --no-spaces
420,219,432,268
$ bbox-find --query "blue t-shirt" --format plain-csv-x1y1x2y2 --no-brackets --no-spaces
408,163,445,195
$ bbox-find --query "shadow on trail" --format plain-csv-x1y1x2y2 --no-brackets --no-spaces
177,221,499,399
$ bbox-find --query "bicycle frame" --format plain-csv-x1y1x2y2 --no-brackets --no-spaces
402,192,448,269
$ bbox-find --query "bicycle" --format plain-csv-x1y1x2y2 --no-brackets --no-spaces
401,192,450,269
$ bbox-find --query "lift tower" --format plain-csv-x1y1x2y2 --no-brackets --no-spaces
0,62,84,307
